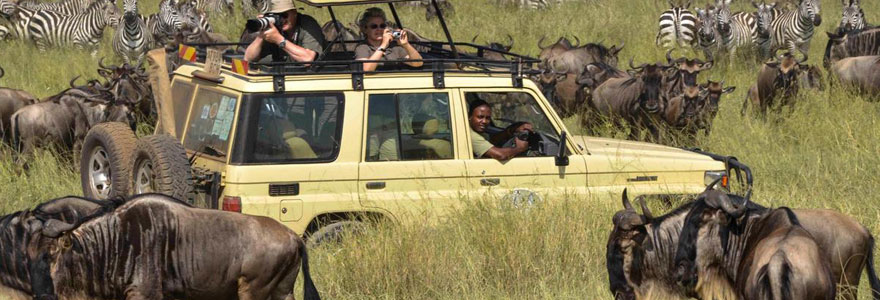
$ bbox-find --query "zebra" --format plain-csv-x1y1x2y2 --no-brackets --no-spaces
494,0,554,9
27,0,121,56
767,0,821,61
0,25,7,40
1,3,37,40
656,0,698,48
194,0,231,14
753,1,784,58
146,0,182,48
695,6,720,60
714,0,758,60
112,0,151,64
837,0,868,35
17,0,91,16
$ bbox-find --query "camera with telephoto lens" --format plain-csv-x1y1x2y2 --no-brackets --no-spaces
514,130,530,141
245,13,286,32
391,30,403,40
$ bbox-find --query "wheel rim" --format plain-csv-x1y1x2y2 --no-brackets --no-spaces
134,158,156,194
87,146,111,198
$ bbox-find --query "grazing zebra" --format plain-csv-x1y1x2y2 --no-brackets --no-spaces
1,4,37,40
146,0,182,47
753,1,783,58
112,0,151,64
17,0,91,16
837,0,868,34
27,0,121,56
767,0,821,61
714,0,758,59
656,0,697,48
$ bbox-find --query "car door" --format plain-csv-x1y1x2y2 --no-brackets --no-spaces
457,89,588,205
357,90,468,220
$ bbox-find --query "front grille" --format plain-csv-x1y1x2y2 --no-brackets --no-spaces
269,183,299,196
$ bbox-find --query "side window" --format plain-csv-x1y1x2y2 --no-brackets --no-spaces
241,94,343,163
465,92,559,139
183,88,238,157
365,93,453,162
170,81,195,138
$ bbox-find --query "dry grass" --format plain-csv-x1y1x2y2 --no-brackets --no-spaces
1,0,880,299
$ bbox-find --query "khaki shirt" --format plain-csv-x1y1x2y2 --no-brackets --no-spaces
240,13,326,62
354,43,409,69
471,129,493,158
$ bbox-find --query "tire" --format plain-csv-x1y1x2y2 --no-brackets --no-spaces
130,134,193,202
307,221,366,247
80,122,137,199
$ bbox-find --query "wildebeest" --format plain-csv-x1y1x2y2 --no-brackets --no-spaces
665,50,713,96
662,85,703,131
470,34,514,61
95,59,154,119
0,67,37,143
742,54,803,116
0,193,321,300
587,60,670,140
606,189,880,300
537,36,575,67
673,188,836,300
11,79,133,155
697,80,735,133
575,61,629,106
547,41,624,73
321,20,359,52
824,28,880,68
539,42,624,118
830,55,880,95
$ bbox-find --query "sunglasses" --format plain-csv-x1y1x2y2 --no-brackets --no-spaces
368,23,388,29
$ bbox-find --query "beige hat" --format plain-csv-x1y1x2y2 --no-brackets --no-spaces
267,0,300,13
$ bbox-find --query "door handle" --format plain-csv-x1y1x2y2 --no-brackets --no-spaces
480,178,500,186
365,182,386,190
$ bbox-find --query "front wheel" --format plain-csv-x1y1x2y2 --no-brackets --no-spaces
130,134,193,202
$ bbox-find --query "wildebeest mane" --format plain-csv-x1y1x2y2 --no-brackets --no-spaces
0,210,35,293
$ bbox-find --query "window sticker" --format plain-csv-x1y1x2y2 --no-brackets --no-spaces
212,96,237,141
200,104,210,119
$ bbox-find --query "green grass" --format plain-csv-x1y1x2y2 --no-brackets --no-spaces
2,0,880,299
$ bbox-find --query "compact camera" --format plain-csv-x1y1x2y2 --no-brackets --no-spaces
391,30,403,40
245,13,286,32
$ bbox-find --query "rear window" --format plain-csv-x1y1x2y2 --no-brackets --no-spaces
233,93,344,164
170,80,196,138
183,88,239,158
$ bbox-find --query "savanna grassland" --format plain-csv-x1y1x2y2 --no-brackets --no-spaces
2,0,880,299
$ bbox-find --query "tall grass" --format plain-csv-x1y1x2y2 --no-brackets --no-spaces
2,0,880,299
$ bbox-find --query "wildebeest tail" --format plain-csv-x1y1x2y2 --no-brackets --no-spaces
866,232,880,300
756,251,793,300
10,112,20,153
299,242,321,300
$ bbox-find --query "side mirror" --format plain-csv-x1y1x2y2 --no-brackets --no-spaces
556,131,569,166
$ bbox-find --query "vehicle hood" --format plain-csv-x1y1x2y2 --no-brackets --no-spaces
573,135,725,172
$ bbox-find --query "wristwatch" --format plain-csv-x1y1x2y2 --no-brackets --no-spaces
377,47,386,52
278,39,287,48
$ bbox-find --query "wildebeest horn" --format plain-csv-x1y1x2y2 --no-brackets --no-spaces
0,66,4,79
704,190,746,218
572,36,581,48
98,57,111,70
666,49,675,64
42,219,76,238
622,189,634,211
506,34,514,49
537,35,550,49
471,34,479,44
69,75,82,88
638,196,653,220
629,58,647,71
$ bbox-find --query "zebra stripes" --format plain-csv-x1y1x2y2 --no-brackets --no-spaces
17,0,90,16
838,0,867,34
495,0,571,9
27,0,120,55
768,0,821,60
146,0,182,47
1,3,37,40
656,1,697,48
714,0,758,58
113,0,152,63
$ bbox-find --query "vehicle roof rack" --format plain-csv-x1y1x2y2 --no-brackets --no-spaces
181,0,540,92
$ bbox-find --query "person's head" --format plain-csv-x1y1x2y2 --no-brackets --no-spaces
468,99,491,133
358,7,389,43
266,0,300,31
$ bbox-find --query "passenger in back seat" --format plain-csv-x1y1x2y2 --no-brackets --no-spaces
354,7,424,72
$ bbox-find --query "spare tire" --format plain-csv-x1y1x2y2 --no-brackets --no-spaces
80,122,137,199
130,134,193,201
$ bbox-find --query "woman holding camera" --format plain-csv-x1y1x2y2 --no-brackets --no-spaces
355,7,423,72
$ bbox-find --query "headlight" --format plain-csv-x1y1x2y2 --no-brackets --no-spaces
704,170,728,189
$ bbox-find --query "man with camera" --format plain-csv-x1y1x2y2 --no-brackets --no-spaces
243,0,325,63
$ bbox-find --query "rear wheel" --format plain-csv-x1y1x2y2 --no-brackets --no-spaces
130,134,193,202
307,221,366,247
80,122,137,199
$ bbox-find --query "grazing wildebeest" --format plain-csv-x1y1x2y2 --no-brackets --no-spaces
673,189,836,300
606,188,880,300
321,20,359,52
587,60,670,140
830,55,880,95
0,193,321,300
824,28,880,68
665,50,713,96
11,81,133,155
742,54,803,116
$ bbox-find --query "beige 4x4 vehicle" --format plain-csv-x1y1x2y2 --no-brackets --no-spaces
79,0,751,240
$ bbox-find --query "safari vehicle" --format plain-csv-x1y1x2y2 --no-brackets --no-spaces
80,0,751,240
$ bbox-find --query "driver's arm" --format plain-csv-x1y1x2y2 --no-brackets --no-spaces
483,138,528,161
